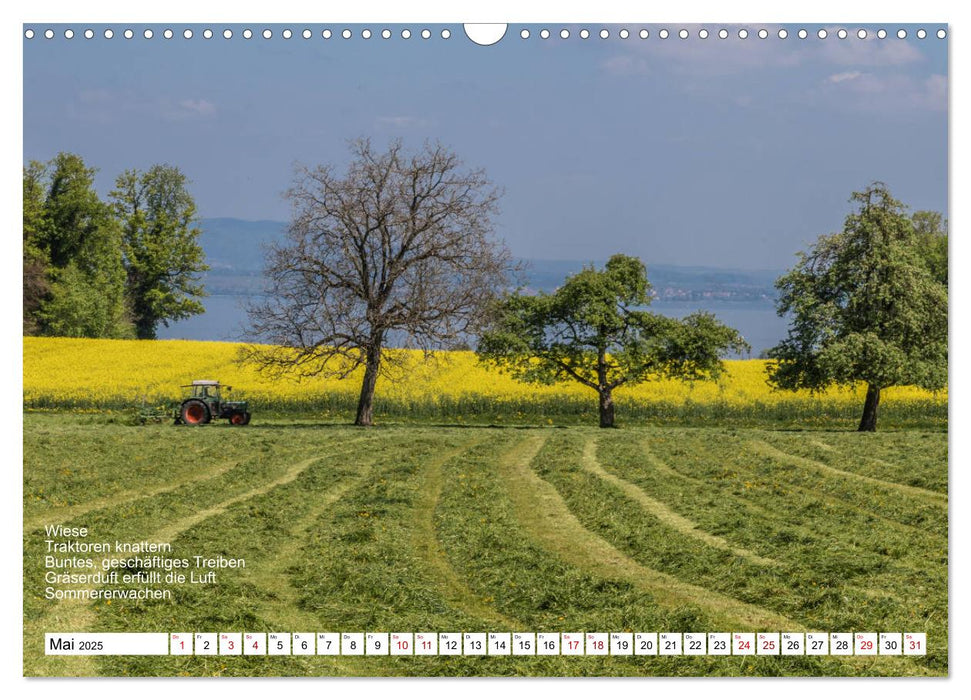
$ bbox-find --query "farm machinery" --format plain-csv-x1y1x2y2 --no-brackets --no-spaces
172,380,252,426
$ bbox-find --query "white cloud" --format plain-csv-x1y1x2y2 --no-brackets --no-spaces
815,72,947,112
813,31,924,68
925,74,948,105
375,115,432,128
177,99,216,117
67,88,124,124
601,24,926,78
597,26,943,115
77,88,114,104
159,97,217,121
601,54,651,75
68,89,217,123
603,30,801,77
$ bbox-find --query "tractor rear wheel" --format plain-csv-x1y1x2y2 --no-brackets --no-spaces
180,399,211,425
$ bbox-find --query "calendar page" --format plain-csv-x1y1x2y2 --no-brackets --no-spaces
21,11,948,680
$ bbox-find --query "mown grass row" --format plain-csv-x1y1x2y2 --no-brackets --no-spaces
652,432,948,542
24,419,321,524
757,432,948,493
92,429,462,676
23,418,393,676
591,430,947,672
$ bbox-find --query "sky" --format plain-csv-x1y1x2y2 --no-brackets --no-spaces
22,23,948,270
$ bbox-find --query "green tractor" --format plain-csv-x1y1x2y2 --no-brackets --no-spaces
175,380,251,426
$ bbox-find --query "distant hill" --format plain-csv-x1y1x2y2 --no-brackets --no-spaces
518,259,780,302
197,218,781,301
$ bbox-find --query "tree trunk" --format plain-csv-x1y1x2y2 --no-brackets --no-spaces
596,345,616,428
598,388,615,429
355,337,383,427
858,383,881,432
135,315,156,340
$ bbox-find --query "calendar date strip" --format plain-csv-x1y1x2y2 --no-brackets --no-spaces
45,631,927,656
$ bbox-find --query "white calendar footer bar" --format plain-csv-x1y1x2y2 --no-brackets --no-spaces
44,632,927,656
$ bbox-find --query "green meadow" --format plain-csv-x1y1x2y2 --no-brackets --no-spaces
23,414,947,677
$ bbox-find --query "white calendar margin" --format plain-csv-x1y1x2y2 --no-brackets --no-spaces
6,0,965,698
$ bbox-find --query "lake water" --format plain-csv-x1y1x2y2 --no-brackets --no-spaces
649,300,790,358
160,295,255,343
159,295,789,358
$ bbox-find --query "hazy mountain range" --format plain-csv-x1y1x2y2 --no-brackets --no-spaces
197,218,782,302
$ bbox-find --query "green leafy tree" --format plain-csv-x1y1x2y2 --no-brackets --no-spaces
38,262,129,338
767,182,947,432
478,254,750,428
911,210,948,286
111,165,208,339
23,161,49,333
30,153,131,338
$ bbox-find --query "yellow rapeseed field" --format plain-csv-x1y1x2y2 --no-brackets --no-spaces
23,336,946,423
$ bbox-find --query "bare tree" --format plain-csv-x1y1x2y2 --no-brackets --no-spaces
244,138,514,426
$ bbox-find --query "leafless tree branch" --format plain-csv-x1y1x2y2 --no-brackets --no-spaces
241,138,514,425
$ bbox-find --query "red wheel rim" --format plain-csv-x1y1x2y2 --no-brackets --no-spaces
184,403,205,424
231,413,244,425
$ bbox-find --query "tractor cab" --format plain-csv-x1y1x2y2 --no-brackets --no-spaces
183,380,227,409
176,380,251,426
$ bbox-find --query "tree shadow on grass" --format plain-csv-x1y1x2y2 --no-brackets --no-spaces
236,421,569,431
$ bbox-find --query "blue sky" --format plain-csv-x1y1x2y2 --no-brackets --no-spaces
23,23,947,269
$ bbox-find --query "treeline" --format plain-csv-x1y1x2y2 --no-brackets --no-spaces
23,153,208,339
